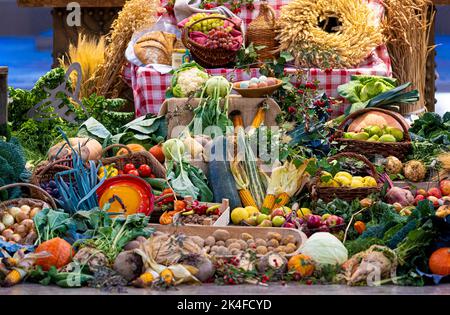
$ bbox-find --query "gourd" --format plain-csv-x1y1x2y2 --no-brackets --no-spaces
287,254,315,277
117,144,146,156
429,247,450,276
207,136,242,210
35,237,74,271
48,137,102,161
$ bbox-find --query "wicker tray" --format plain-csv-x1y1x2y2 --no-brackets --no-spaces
30,158,73,200
310,152,382,202
182,16,242,68
100,144,166,178
148,224,307,259
334,108,412,160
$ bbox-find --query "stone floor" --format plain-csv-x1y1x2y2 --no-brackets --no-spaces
0,283,449,295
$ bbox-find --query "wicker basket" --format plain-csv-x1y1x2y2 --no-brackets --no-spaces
247,0,279,61
100,144,166,178
310,152,382,202
0,183,56,245
334,108,412,160
30,158,73,200
182,16,242,68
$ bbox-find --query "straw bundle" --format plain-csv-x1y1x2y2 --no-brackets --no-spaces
59,34,105,98
382,0,435,115
93,0,160,98
276,0,383,68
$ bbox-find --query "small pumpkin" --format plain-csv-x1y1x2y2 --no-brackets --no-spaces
287,254,315,277
149,144,165,163
429,247,450,276
117,144,146,156
35,237,74,271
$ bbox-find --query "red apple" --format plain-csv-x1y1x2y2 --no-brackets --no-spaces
440,180,450,196
427,196,440,207
271,208,285,219
428,187,442,199
325,215,340,227
416,189,428,197
414,194,425,205
283,222,296,229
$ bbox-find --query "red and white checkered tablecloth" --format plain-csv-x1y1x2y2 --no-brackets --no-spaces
123,0,391,117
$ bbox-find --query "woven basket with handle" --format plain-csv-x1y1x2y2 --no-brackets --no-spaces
182,16,242,68
0,183,56,245
334,108,412,160
100,144,166,178
30,158,73,200
310,152,382,202
247,0,279,61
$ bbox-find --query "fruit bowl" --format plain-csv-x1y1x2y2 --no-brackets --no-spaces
233,79,282,98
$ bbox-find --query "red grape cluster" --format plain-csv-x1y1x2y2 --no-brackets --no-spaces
205,27,237,50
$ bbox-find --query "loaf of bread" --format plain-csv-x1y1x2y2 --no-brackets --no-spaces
134,31,177,65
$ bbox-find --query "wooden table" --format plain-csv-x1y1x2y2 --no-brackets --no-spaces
18,0,126,66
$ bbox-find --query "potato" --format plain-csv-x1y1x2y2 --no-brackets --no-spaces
225,238,238,247
241,233,253,241
256,246,268,255
215,246,230,256
267,239,279,248
267,246,274,252
281,235,296,245
212,229,230,242
255,239,267,247
236,239,248,250
267,232,282,241
285,243,296,254
215,240,225,247
228,243,241,251
230,248,241,256
205,236,216,247
190,235,205,248
210,245,219,253
275,246,286,253
15,211,28,223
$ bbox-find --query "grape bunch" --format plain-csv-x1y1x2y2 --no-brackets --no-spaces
186,13,225,33
205,27,237,50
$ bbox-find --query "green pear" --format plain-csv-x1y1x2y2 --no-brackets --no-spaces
368,125,383,137
352,132,370,141
244,216,258,226
256,214,269,225
344,132,357,139
367,135,379,142
386,127,404,141
379,134,397,142
258,219,273,227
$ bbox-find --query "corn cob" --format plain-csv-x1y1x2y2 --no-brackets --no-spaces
262,194,276,213
273,192,290,209
239,189,258,208
231,111,244,129
132,272,155,288
3,269,26,287
251,106,267,129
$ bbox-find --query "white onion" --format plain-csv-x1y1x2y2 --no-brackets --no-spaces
8,207,21,217
2,213,15,227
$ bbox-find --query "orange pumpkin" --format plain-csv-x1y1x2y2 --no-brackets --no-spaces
288,254,315,277
429,247,450,276
35,238,74,271
116,144,146,156
149,144,165,163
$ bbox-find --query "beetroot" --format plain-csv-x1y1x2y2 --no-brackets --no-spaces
385,186,415,206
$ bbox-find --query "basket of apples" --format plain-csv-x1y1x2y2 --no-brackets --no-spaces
299,213,346,238
180,13,243,68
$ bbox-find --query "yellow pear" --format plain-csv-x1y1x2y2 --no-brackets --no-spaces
363,176,378,187
231,207,250,225
245,206,260,217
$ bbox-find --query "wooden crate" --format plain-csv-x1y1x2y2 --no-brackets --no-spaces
148,224,308,258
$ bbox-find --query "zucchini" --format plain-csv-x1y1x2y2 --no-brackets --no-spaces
207,136,242,210
144,178,169,191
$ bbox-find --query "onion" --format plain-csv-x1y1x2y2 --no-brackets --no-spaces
10,234,22,243
0,222,5,233
2,229,14,239
21,219,34,231
30,207,41,219
2,213,15,227
15,224,27,236
8,207,21,217
15,211,28,223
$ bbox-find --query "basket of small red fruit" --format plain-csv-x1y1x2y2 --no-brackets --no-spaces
180,13,243,68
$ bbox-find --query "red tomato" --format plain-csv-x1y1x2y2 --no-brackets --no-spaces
138,164,152,177
127,169,140,177
123,163,136,173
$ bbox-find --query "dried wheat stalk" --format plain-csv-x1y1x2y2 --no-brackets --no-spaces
276,0,383,68
93,0,160,98
382,0,435,114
